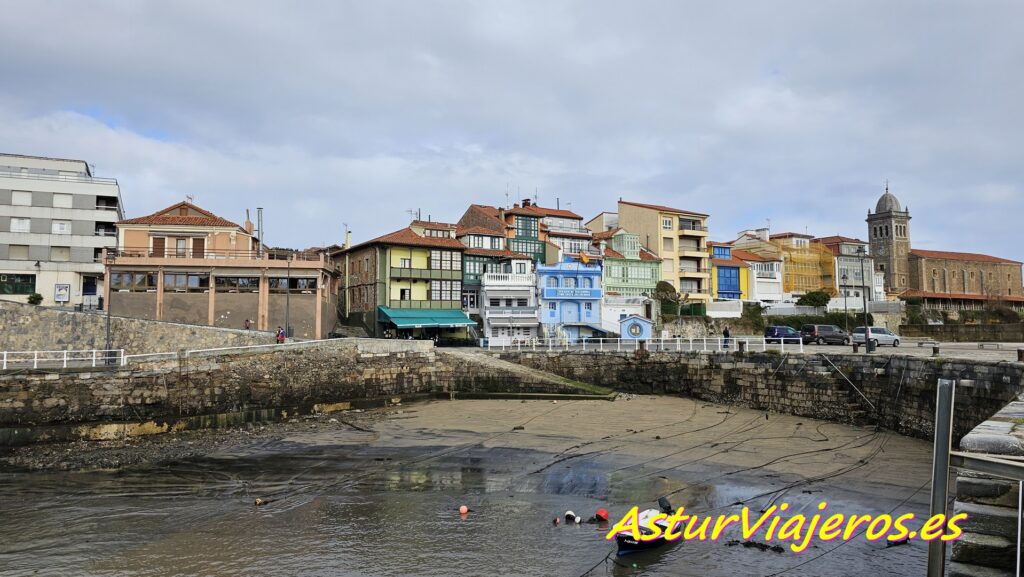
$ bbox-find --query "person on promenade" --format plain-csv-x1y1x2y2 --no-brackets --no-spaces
276,326,286,344
723,325,731,350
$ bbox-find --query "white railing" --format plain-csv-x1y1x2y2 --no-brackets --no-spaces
484,307,539,317
124,338,335,364
0,349,126,370
481,273,536,286
484,336,803,353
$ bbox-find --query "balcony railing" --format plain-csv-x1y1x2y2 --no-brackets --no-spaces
388,299,461,310
679,267,710,274
481,272,536,286
677,221,708,233
109,248,325,262
94,230,117,237
484,306,539,317
0,169,118,186
545,223,591,235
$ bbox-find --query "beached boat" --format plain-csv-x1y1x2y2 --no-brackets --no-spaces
614,497,675,556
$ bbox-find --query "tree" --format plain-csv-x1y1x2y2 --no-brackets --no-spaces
653,281,678,303
27,293,43,305
796,290,831,308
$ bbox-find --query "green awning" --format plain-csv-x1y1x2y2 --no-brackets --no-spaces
378,307,476,328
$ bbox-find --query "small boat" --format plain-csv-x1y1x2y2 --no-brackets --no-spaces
615,497,675,556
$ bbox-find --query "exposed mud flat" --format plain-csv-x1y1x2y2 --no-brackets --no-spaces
0,397,935,576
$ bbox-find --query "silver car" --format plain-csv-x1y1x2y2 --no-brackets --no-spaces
852,326,901,347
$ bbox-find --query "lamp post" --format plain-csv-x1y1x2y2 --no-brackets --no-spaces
284,249,292,339
841,272,849,333
857,246,873,353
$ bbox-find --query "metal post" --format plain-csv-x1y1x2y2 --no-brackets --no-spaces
62,350,68,369
859,251,873,353
1017,480,1022,577
92,349,97,367
927,378,956,577
284,252,291,339
33,351,38,369
2,351,6,370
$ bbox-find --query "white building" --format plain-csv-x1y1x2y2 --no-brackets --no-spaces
600,295,657,334
0,154,123,307
480,263,540,344
812,236,878,302
733,248,784,304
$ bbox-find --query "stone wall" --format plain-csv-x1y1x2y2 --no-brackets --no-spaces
0,340,606,441
0,301,274,354
492,350,1024,441
950,397,1024,576
900,323,1024,343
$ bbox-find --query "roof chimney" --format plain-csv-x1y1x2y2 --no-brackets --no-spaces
344,229,351,249
522,198,531,207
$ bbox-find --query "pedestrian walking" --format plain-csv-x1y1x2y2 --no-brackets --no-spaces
276,326,285,344
244,318,251,330
723,325,731,350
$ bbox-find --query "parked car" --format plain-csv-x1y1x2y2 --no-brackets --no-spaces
851,326,901,347
764,325,801,344
800,324,850,345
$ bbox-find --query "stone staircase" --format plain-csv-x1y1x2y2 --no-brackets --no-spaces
437,349,613,397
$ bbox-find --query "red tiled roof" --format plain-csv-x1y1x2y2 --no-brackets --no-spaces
712,257,748,268
619,200,708,217
522,204,583,219
909,249,1022,265
464,248,531,259
348,227,466,251
707,240,734,247
456,225,505,237
118,201,243,229
603,247,625,259
591,228,621,241
813,235,866,245
732,248,778,262
902,289,1024,303
638,249,660,261
411,220,457,230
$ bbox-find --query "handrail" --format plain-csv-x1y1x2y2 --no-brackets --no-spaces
0,169,119,186
0,349,125,369
110,248,326,262
484,336,803,353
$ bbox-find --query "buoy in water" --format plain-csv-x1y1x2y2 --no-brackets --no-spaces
254,498,266,506
575,516,582,524
553,517,560,525
564,510,576,522
595,508,609,521
459,505,469,515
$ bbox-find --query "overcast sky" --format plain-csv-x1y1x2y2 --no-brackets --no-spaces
0,1,1021,260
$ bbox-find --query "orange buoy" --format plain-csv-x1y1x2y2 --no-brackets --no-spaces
596,508,609,521
459,505,469,515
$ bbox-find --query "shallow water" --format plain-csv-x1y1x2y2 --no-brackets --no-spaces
0,403,933,577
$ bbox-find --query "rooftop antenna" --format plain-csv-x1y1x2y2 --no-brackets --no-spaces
534,187,539,205
186,194,194,204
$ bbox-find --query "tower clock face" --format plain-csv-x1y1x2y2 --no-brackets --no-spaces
876,245,889,257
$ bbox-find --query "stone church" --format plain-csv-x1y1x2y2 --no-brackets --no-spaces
867,187,1024,310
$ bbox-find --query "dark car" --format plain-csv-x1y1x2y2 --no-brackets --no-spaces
764,325,801,344
800,324,850,345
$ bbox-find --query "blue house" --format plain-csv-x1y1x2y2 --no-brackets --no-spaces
537,260,604,340
619,315,654,340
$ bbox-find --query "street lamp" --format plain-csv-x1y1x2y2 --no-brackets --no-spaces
841,273,849,333
856,246,873,353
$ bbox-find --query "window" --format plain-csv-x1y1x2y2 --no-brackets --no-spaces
429,250,461,270
400,288,411,301
10,218,30,233
546,276,558,287
165,272,210,292
516,262,526,274
580,277,592,288
564,277,577,288
515,216,539,239
8,245,28,260
464,259,483,275
0,273,35,294
489,298,500,307
50,246,70,261
175,238,188,257
662,237,673,252
111,272,157,292
424,229,448,238
11,191,32,206
214,277,260,293
516,298,528,307
468,235,484,248
52,193,72,208
584,302,592,311
548,302,556,310
399,258,411,268
662,217,673,230
269,277,318,293
429,280,460,301
490,237,502,250
51,220,71,235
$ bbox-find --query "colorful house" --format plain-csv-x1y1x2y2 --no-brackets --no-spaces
708,242,749,300
537,260,604,340
457,202,552,264
337,224,474,339
592,228,661,297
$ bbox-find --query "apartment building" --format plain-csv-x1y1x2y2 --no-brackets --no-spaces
616,200,711,305
0,153,123,307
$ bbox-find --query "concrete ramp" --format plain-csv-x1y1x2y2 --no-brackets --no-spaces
437,349,613,398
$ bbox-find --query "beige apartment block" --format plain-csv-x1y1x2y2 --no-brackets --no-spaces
617,200,710,302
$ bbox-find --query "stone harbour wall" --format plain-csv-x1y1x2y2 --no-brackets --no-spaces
492,350,1024,441
0,300,274,354
950,398,1024,576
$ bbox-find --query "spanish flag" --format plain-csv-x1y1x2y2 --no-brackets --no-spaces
579,250,590,264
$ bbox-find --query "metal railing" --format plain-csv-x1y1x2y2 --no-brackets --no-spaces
0,169,119,186
544,223,592,235
484,307,539,317
1,349,126,369
481,272,536,285
484,336,803,353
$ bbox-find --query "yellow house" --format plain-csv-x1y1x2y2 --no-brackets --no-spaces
337,224,475,339
708,242,750,300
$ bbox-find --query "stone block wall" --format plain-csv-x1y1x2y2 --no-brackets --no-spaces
0,301,274,354
950,399,1024,576
492,350,1024,441
900,323,1024,343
